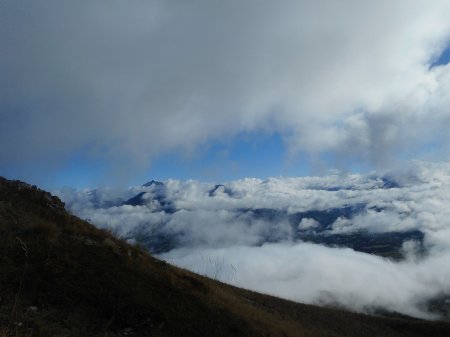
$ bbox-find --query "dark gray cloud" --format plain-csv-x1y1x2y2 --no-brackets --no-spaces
2,1,450,171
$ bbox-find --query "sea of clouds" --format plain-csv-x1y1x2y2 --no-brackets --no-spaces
56,161,450,319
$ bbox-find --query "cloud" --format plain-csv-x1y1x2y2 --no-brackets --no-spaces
161,243,450,319
298,218,320,231
56,161,450,319
2,1,450,172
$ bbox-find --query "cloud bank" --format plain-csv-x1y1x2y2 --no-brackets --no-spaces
56,162,450,319
2,1,450,171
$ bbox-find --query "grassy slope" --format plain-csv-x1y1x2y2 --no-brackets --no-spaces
1,177,450,337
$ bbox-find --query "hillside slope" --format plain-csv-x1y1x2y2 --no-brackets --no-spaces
1,177,450,337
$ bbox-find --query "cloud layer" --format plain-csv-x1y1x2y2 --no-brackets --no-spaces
2,1,450,171
56,162,450,319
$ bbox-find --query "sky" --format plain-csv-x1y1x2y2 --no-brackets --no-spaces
2,1,450,188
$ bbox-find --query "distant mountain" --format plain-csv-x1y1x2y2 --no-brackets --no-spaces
123,191,147,206
2,177,450,336
142,179,164,187
208,184,234,197
122,180,176,213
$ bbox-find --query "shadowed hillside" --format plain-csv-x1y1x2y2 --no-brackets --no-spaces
1,177,450,337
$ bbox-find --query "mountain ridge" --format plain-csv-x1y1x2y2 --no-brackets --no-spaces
1,177,450,337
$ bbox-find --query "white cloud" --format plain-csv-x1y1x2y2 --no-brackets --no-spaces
161,243,450,319
298,218,320,231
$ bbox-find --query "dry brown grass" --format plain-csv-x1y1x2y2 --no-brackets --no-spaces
1,177,450,337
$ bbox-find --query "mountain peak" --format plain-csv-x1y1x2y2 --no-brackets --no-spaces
142,180,164,187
